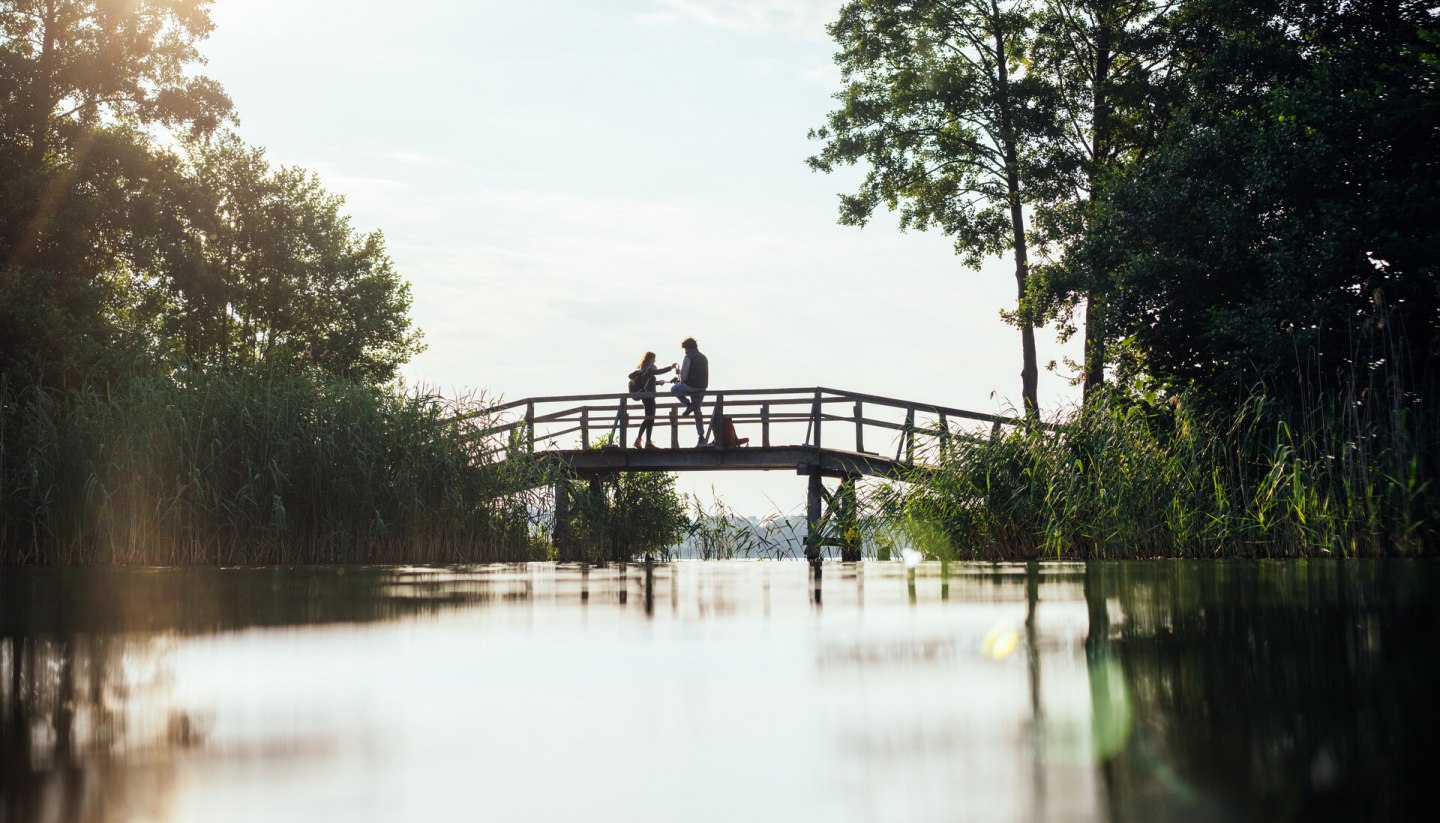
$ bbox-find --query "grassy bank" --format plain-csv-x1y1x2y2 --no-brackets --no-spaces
0,374,553,565
889,389,1438,559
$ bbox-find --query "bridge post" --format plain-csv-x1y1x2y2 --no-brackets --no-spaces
853,402,864,454
711,393,725,448
804,472,823,562
525,401,535,453
761,402,770,447
669,406,678,449
900,408,915,464
906,409,916,463
619,397,629,448
589,475,612,562
553,480,573,561
810,390,823,450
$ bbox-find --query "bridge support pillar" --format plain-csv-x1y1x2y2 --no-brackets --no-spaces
588,476,623,564
804,473,823,563
802,471,862,563
553,479,574,562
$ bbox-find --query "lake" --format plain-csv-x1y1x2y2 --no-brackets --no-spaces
2,560,1435,822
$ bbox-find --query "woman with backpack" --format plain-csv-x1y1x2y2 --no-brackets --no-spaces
628,351,675,448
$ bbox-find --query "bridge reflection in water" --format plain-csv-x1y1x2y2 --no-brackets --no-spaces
464,387,1037,560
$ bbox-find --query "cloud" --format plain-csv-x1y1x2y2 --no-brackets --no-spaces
635,0,838,35
382,150,439,166
803,62,842,86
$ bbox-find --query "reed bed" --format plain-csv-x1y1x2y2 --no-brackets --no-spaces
0,374,553,565
888,386,1437,559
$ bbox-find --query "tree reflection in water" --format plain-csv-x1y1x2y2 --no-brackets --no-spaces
1086,560,1439,822
2,635,188,822
0,565,527,823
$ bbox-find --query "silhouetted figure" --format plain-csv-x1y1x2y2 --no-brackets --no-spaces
628,351,675,449
670,337,709,446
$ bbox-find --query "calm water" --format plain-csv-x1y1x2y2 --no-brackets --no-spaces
1,560,1436,822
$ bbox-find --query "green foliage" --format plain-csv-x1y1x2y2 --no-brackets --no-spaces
684,494,808,559
808,0,1051,265
1,0,421,389
177,136,424,382
0,2,448,566
890,387,1437,559
0,373,550,564
0,1,232,163
1023,0,1176,396
1046,0,1440,403
554,446,690,563
809,0,1055,416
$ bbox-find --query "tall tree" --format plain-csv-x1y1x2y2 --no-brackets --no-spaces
0,0,230,386
184,136,425,383
808,0,1056,418
0,0,228,172
1066,0,1440,404
1025,0,1173,402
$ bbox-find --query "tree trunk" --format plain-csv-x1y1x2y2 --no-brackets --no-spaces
1082,4,1116,404
27,1,58,171
1015,248,1040,420
7,2,59,264
992,0,1040,420
1082,297,1106,402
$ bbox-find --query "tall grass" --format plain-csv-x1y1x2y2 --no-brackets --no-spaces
890,387,1437,559
0,373,553,565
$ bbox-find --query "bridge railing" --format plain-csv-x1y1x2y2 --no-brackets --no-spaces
456,387,1037,466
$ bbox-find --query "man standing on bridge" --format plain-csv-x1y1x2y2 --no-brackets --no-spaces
671,337,709,446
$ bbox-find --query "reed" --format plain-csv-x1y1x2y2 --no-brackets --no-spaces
0,373,553,565
888,385,1437,560
684,495,809,559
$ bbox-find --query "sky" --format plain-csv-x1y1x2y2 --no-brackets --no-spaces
204,0,1083,514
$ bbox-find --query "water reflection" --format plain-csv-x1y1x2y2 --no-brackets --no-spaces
0,560,1434,822
1092,561,1440,822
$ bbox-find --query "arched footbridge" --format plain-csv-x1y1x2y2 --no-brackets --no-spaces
463,387,1035,560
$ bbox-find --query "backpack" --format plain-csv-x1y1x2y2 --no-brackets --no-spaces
720,416,750,448
627,369,644,394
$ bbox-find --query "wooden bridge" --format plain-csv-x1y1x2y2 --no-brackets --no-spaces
465,387,1032,561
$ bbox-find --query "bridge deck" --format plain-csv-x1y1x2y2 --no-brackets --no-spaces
534,444,909,480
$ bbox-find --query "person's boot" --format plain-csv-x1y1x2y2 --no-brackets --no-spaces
633,436,642,449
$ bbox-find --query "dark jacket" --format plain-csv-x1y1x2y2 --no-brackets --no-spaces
631,363,674,394
681,350,709,390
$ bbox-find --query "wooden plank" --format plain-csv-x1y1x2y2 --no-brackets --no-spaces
813,386,1035,426
484,386,823,412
